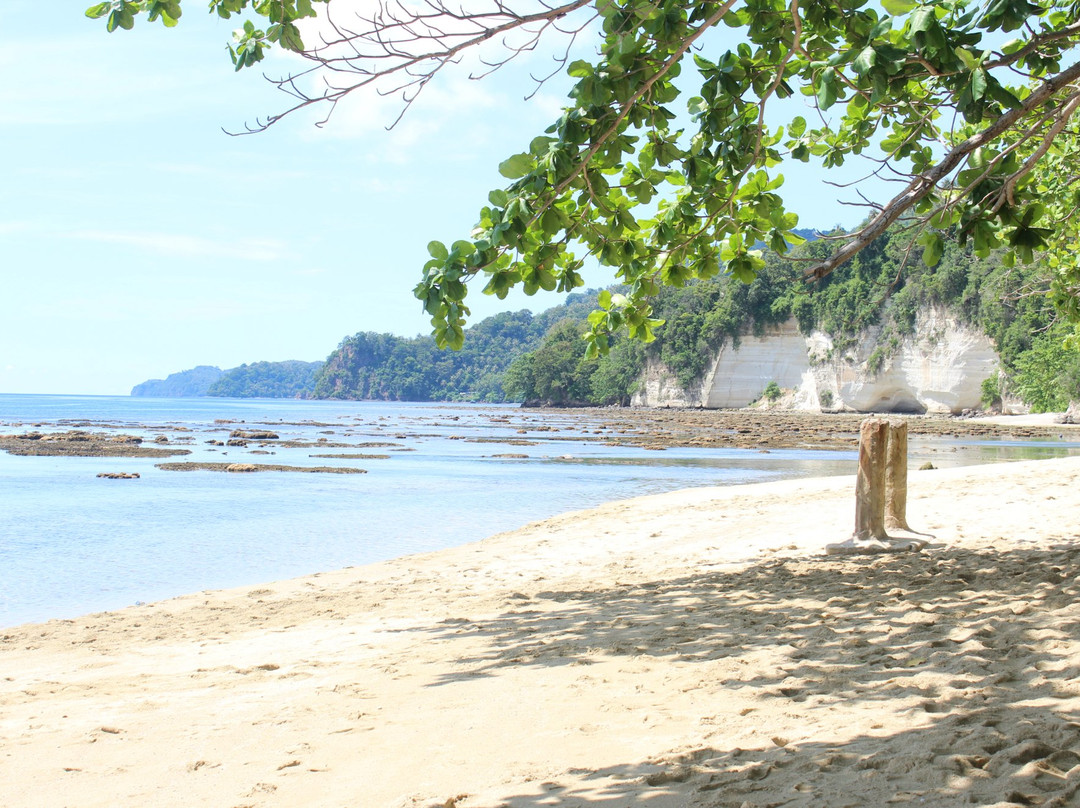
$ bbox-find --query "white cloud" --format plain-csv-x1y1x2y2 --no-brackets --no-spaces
66,230,289,262
0,220,37,236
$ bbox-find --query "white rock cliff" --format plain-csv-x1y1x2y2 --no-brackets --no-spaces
631,306,1000,414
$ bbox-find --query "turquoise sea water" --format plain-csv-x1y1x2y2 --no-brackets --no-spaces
1,394,1077,628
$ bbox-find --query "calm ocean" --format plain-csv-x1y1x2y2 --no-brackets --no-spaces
0,394,1074,627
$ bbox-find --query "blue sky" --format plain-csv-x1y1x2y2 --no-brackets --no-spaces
2,3,871,395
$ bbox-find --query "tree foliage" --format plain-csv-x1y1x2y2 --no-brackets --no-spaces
93,0,1080,351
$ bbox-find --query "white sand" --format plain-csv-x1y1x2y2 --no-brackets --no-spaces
4,456,1080,807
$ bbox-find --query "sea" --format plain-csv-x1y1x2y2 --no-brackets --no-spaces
2,393,1078,628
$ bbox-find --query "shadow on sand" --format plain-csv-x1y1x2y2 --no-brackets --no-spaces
409,543,1080,807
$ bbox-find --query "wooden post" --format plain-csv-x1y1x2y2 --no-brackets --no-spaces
885,419,912,532
852,418,889,541
828,416,930,554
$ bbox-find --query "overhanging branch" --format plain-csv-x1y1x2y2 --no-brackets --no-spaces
805,60,1080,281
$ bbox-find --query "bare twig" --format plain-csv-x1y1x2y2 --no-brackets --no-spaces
228,0,597,134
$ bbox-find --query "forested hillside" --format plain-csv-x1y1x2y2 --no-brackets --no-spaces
507,228,1080,412
312,295,599,401
205,361,323,399
131,366,224,397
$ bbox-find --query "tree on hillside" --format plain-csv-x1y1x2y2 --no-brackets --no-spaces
91,0,1080,352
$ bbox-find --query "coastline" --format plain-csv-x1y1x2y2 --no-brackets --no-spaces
4,455,1080,806
8,398,1079,630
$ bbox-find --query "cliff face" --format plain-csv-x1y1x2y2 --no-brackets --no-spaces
632,306,1002,414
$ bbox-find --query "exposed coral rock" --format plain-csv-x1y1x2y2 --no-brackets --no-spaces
0,431,187,458
156,462,365,474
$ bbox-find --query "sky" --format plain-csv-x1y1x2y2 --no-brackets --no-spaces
1,2,875,396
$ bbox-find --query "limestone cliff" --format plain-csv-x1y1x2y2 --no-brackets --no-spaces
631,306,1002,414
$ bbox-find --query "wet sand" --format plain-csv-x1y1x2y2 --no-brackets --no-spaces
3,454,1080,807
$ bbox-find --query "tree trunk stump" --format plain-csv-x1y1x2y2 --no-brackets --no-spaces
885,418,912,532
853,418,889,541
826,417,929,555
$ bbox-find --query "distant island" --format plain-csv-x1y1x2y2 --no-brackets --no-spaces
131,361,322,399
131,365,225,397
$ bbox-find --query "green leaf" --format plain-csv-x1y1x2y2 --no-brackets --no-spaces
85,3,110,19
451,240,476,257
498,153,534,179
954,47,979,70
567,60,593,78
278,22,304,52
539,208,563,237
529,136,555,157
918,230,944,267
881,0,917,15
446,326,465,351
970,68,988,101
852,47,876,76
816,68,838,109
909,7,936,34
427,241,449,261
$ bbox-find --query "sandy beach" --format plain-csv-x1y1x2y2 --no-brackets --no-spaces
4,454,1080,807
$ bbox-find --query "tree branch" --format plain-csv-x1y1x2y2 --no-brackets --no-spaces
804,60,1080,281
524,0,739,230
233,0,596,133
992,91,1080,213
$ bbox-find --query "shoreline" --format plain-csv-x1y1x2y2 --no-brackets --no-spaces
6,402,1079,629
4,455,1080,806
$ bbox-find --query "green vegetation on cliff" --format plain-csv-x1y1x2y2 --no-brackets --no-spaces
506,227,1080,411
206,361,323,399
313,297,599,402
